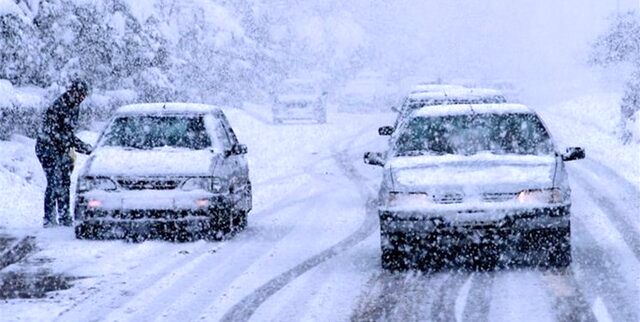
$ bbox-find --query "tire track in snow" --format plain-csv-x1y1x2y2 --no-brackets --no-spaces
429,273,469,322
55,241,215,322
571,168,640,261
461,273,494,322
56,183,325,321
125,189,337,321
582,158,640,200
541,269,596,322
350,272,408,321
220,141,378,322
350,272,449,321
538,161,637,322
541,271,597,322
570,218,640,322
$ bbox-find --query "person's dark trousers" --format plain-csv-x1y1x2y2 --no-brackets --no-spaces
36,141,74,226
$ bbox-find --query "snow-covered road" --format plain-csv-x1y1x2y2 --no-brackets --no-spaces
1,104,639,322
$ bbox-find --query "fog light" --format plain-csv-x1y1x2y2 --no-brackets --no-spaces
196,198,209,208
87,199,102,208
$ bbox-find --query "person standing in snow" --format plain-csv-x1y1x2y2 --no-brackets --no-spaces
35,80,93,227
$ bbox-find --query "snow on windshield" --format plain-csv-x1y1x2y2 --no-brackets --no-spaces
101,115,212,150
393,113,554,156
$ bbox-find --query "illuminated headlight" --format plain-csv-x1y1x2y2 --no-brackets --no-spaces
516,188,564,204
77,177,117,192
182,177,227,193
386,192,432,207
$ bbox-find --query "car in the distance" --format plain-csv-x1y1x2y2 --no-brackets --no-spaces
364,103,585,271
74,103,252,241
272,79,327,124
380,87,508,135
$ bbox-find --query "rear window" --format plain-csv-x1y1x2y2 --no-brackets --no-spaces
101,115,212,150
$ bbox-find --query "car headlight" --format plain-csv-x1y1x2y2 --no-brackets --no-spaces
182,177,227,193
516,188,564,204
77,177,117,192
386,192,432,207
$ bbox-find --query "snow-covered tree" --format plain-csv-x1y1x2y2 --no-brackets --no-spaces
0,6,44,86
591,12,640,67
591,11,640,143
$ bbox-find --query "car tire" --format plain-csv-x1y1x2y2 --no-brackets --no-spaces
381,247,409,271
380,233,409,271
273,118,283,124
233,210,248,231
546,227,572,269
205,210,234,241
75,222,97,240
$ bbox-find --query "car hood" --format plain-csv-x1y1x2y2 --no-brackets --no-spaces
83,146,216,177
387,153,556,194
276,94,318,103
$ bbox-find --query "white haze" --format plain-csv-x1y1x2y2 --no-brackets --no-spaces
290,0,636,104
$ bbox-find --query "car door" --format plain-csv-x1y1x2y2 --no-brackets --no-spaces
216,112,251,211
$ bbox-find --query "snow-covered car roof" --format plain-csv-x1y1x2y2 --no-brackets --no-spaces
409,84,466,94
407,87,504,100
116,103,221,115
412,103,533,117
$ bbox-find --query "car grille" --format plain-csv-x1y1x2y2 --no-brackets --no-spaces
117,179,181,190
432,193,464,204
482,192,518,202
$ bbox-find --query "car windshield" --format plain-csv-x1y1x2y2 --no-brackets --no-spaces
393,113,554,156
101,115,212,150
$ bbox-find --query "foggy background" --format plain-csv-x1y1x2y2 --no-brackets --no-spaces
1,0,638,112
286,0,637,104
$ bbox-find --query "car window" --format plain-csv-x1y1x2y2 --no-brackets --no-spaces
101,115,212,150
392,113,554,156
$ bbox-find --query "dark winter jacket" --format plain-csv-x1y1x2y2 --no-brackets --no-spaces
36,93,92,156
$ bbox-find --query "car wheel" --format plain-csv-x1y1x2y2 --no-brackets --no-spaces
75,222,97,240
273,118,283,124
381,247,409,271
233,210,248,231
546,227,571,269
205,210,234,241
380,233,410,271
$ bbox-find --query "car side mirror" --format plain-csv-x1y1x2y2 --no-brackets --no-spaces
378,126,394,136
226,144,248,157
364,151,385,167
561,147,585,161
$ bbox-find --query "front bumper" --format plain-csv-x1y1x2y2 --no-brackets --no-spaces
74,193,235,222
380,205,570,245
